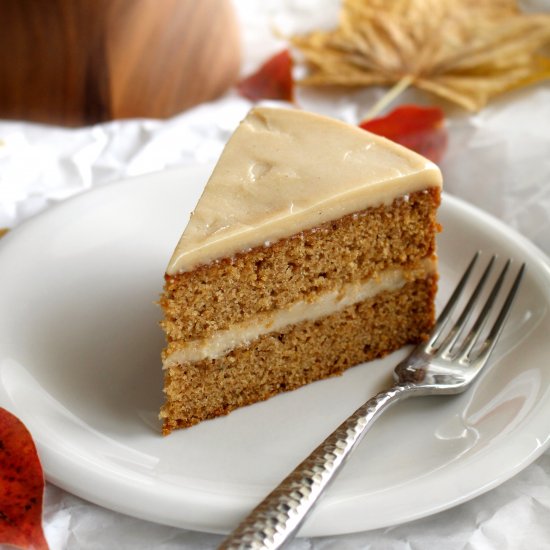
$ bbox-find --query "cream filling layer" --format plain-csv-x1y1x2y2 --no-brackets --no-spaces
163,258,436,368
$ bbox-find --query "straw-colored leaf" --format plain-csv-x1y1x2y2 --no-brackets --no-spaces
291,0,550,111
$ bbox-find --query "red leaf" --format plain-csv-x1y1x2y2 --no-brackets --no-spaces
0,408,48,550
360,105,448,163
237,49,294,102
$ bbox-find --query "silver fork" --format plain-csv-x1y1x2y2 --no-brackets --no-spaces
219,252,525,550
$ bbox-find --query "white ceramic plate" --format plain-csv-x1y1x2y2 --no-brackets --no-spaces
1,164,549,537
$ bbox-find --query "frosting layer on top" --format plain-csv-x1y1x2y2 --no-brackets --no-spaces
167,107,442,274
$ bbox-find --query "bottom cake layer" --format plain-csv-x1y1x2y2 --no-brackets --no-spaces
160,275,437,434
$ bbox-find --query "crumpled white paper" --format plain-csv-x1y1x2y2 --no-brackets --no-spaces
40,453,550,550
1,0,550,548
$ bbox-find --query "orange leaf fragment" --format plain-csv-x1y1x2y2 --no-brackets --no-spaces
360,105,447,164
237,49,294,102
0,407,48,550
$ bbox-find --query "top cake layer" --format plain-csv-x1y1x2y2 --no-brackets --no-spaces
167,107,442,275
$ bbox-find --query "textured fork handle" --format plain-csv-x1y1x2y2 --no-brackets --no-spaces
219,383,413,550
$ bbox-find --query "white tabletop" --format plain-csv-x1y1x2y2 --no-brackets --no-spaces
1,1,550,548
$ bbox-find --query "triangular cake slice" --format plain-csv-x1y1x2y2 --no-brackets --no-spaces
160,107,442,434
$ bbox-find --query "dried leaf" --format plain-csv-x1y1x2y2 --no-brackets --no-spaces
0,407,48,550
237,50,294,102
291,0,550,111
360,104,448,163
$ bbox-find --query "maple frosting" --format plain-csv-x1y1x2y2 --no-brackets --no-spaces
167,107,442,275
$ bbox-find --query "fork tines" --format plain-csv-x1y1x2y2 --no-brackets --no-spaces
429,252,525,363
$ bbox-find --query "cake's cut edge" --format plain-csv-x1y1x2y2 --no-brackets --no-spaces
159,107,443,435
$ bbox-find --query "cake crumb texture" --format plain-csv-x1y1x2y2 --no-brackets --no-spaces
160,275,437,434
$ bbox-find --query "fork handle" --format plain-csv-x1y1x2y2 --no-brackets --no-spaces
219,383,413,550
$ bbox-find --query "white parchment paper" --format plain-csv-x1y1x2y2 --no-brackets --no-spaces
1,1,550,548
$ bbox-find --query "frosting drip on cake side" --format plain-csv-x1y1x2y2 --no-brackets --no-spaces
167,107,442,275
163,258,437,366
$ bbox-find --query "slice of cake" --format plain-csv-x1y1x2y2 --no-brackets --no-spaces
160,107,442,434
